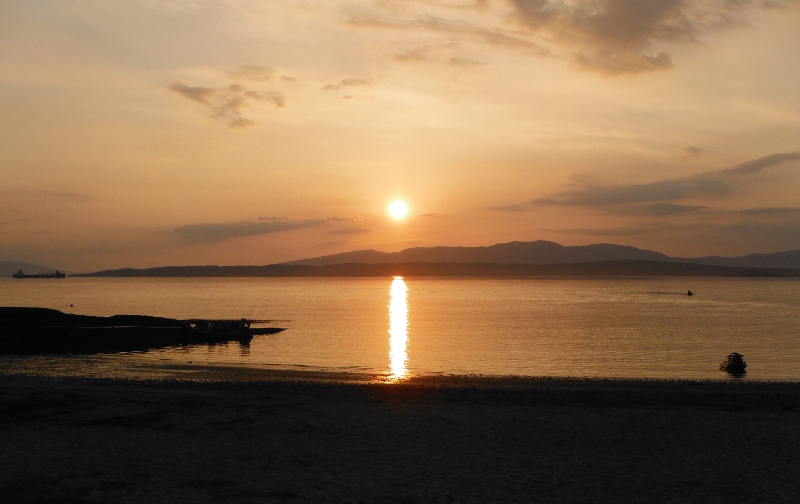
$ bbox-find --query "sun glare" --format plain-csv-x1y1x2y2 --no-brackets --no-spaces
388,276,408,380
389,200,408,219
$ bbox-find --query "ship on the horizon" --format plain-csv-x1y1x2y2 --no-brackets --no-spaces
12,270,66,279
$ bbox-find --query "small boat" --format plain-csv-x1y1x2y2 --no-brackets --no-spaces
12,270,66,279
719,352,747,373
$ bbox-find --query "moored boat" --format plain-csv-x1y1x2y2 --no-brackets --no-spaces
719,352,747,373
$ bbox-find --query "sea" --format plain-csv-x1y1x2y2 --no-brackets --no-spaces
1,276,799,381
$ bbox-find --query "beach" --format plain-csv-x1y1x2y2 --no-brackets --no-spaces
2,373,800,503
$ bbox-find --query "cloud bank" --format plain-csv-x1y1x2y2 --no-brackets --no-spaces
173,216,353,243
497,151,800,212
174,218,326,243
346,0,792,75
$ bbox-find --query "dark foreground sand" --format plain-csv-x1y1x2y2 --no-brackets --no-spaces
2,373,800,504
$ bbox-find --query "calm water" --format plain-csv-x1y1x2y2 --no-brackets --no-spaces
1,276,799,381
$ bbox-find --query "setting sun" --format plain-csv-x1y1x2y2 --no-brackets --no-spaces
389,200,408,220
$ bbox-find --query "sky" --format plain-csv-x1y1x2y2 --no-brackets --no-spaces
1,0,799,271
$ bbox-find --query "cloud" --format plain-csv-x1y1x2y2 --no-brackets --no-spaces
496,151,800,211
627,203,708,216
169,81,285,128
736,207,800,215
449,56,483,66
543,219,800,253
393,45,483,65
35,191,95,203
329,227,371,235
682,146,703,160
322,78,370,91
542,224,667,237
167,82,214,104
394,47,434,63
509,0,694,74
174,218,328,243
227,117,254,129
225,65,275,82
346,15,550,57
553,178,729,206
719,151,800,175
762,0,798,9
2,188,95,203
497,178,729,210
347,0,783,75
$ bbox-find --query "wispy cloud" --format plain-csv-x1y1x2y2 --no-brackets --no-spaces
543,219,800,253
496,152,800,212
169,80,285,129
346,14,550,57
543,178,728,207
762,0,799,10
322,78,370,92
346,0,790,75
225,65,275,82
329,227,371,235
174,219,326,243
682,146,703,160
720,152,800,175
173,216,353,243
509,0,696,74
736,206,800,215
321,77,373,100
35,190,95,203
2,188,96,203
625,203,708,216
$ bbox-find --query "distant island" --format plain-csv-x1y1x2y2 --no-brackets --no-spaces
72,241,800,278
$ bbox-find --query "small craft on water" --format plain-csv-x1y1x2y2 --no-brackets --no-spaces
12,270,66,279
719,352,747,373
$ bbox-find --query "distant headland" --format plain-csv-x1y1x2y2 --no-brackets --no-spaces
70,241,800,278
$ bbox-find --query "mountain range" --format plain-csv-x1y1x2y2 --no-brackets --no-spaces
73,240,800,277
282,241,800,270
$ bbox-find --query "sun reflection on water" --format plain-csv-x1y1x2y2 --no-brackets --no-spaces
388,276,409,380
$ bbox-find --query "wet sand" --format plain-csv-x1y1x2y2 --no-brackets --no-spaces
2,373,800,503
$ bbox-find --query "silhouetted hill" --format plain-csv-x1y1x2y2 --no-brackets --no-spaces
74,241,800,277
283,241,671,266
283,240,800,269
0,261,63,277
78,261,800,278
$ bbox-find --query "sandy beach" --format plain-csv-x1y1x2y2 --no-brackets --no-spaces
1,373,799,503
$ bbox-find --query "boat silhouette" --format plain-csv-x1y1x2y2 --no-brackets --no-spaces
12,270,66,279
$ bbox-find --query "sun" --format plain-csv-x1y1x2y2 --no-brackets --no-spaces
389,200,408,219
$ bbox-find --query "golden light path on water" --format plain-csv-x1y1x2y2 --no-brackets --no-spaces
388,276,409,380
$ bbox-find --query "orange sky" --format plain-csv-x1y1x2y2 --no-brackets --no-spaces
2,0,799,271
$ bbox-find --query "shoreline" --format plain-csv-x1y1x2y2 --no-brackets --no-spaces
3,374,800,502
5,359,800,384
4,370,800,406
